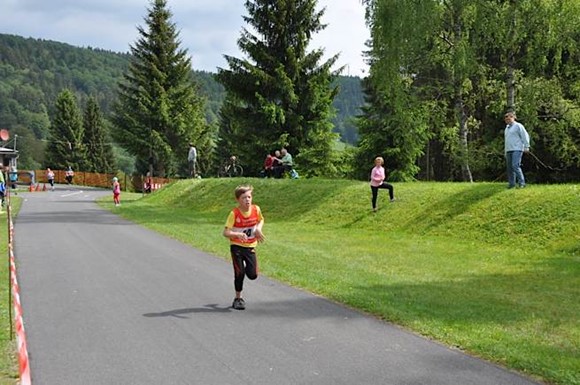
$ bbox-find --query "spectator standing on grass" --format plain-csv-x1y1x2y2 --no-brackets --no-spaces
504,112,530,189
9,166,18,192
370,156,395,212
0,166,5,209
223,185,265,310
188,143,197,178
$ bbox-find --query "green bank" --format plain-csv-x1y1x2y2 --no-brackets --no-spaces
105,179,578,385
2,181,577,384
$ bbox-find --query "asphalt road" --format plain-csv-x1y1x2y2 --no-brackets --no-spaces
13,185,542,385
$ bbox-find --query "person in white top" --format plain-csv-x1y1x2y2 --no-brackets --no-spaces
188,143,197,178
46,168,55,191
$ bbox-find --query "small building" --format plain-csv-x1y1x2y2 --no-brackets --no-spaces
0,147,18,168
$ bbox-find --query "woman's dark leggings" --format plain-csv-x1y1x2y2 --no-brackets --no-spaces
371,183,394,209
230,245,258,292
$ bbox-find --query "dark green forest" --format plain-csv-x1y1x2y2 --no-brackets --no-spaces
0,33,363,171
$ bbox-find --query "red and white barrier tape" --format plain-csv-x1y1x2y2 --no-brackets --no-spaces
8,216,32,385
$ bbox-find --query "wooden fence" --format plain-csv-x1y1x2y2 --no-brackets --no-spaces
14,170,172,192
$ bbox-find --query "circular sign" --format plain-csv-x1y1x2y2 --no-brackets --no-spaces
0,129,9,141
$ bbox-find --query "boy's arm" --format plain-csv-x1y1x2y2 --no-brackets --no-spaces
254,219,265,242
254,206,265,242
223,227,249,241
223,211,249,241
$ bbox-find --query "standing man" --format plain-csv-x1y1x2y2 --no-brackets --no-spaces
9,166,18,192
188,143,197,178
504,112,530,189
0,166,5,209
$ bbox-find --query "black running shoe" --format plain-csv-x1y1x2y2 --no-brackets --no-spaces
232,298,246,310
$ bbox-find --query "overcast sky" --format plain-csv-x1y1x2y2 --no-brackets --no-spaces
0,0,370,77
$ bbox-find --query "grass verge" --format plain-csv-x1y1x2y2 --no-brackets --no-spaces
31,179,580,385
0,195,22,384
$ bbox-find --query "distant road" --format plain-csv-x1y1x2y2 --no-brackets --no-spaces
13,185,541,385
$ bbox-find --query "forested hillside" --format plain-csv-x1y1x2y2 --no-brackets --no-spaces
0,34,363,169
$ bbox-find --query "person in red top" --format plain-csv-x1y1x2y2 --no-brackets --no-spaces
262,152,274,178
223,185,265,310
112,177,121,207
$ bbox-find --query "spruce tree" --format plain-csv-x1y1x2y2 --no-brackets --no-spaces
112,0,210,177
45,89,86,171
83,97,116,173
216,0,341,176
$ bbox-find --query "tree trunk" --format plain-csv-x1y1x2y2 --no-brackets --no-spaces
456,97,473,182
506,64,515,112
506,0,517,112
452,12,473,183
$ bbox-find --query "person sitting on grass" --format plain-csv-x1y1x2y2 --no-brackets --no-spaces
274,148,293,178
262,152,274,178
280,148,293,172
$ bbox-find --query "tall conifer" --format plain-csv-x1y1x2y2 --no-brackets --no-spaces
46,89,85,170
216,0,341,176
83,97,115,173
112,0,210,177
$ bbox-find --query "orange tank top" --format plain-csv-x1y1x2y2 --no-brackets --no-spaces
229,205,262,247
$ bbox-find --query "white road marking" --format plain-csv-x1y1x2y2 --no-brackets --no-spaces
60,191,84,197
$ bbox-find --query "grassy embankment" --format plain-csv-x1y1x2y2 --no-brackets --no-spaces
1,180,577,384
107,179,578,385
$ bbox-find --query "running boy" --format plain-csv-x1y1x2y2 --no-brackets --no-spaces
223,185,265,310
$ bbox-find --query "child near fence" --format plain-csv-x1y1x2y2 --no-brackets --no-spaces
112,177,121,207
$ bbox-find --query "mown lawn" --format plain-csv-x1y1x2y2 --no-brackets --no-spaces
2,180,577,385
102,179,578,385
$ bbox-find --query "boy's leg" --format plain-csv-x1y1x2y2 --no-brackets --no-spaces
243,248,259,281
231,246,246,295
231,246,259,310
